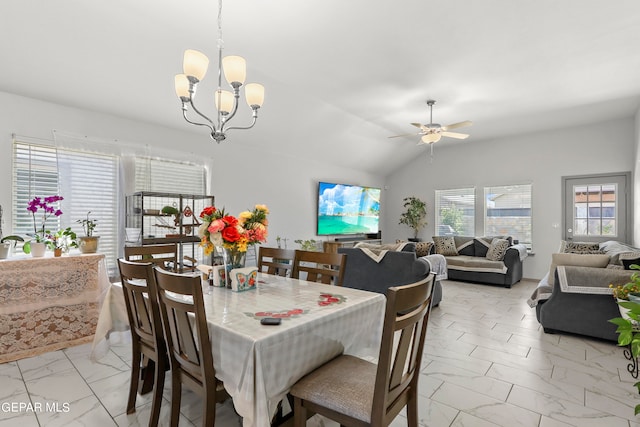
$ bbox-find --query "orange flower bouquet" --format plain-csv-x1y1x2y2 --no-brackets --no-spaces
198,204,269,266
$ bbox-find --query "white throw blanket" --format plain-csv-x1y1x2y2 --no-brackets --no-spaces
420,254,448,281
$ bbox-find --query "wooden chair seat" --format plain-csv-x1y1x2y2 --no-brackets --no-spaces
290,273,436,427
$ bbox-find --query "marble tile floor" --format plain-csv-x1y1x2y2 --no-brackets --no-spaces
1,279,639,427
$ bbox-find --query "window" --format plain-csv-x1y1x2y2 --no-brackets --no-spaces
484,184,532,248
12,141,119,270
435,188,475,236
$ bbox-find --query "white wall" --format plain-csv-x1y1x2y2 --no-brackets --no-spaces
0,91,383,249
383,117,636,280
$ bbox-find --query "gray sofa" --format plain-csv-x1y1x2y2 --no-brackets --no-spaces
338,245,442,307
433,236,526,288
530,266,631,341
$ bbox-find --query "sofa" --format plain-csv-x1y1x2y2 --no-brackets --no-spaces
527,241,640,341
338,243,442,307
431,236,527,288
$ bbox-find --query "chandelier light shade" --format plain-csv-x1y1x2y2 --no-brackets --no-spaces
183,49,209,82
175,0,264,143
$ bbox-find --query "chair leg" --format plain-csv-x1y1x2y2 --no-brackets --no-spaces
202,388,216,427
170,371,182,427
406,389,419,427
149,360,166,427
127,349,141,414
293,397,306,427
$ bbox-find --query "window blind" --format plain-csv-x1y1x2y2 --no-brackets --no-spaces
135,157,205,194
435,188,475,236
12,143,61,234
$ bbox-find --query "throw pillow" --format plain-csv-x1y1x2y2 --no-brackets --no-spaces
562,241,603,254
486,238,510,261
454,236,475,256
474,237,492,257
415,241,433,257
547,253,611,286
433,236,458,256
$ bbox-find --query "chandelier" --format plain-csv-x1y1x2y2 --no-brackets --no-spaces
174,0,264,143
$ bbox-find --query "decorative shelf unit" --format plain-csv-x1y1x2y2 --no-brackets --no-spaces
125,191,214,271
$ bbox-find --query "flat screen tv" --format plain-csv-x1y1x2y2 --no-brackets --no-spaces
317,181,381,236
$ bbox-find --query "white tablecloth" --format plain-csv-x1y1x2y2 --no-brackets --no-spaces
92,273,386,427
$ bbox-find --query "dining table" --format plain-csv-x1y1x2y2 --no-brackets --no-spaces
91,272,386,427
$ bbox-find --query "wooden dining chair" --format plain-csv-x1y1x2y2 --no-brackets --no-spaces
257,246,296,277
291,250,347,286
117,259,168,427
290,272,436,427
153,268,229,427
124,243,178,272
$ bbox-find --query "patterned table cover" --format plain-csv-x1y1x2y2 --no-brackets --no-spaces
0,253,111,363
92,273,385,427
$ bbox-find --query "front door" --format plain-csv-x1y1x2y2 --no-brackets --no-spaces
562,172,631,243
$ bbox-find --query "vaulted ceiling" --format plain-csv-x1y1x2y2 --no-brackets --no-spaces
3,0,640,175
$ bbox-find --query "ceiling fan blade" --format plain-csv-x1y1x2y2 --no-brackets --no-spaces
388,132,421,138
441,120,472,131
410,122,429,131
441,131,470,140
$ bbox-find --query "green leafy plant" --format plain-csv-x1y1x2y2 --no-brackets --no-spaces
77,211,98,236
398,196,427,239
295,239,318,251
609,264,640,416
47,227,78,251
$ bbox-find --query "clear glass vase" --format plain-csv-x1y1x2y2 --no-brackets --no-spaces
222,247,246,288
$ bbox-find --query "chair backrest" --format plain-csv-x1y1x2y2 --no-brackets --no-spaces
124,244,178,271
372,273,435,423
153,268,216,387
257,247,296,276
117,259,165,357
291,250,347,286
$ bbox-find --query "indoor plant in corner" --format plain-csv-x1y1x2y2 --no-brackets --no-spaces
398,196,427,242
77,211,99,254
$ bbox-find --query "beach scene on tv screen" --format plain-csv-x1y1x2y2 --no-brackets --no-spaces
318,182,380,235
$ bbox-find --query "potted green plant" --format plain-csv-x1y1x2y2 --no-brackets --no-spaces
77,211,99,254
398,196,427,241
295,239,319,251
609,264,640,415
48,227,78,256
0,235,23,259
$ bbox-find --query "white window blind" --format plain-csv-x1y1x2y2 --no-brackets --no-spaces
12,141,119,271
135,157,205,194
435,188,475,236
484,184,532,248
57,149,119,269
12,143,61,234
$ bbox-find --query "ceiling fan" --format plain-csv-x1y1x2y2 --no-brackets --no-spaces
389,100,472,144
